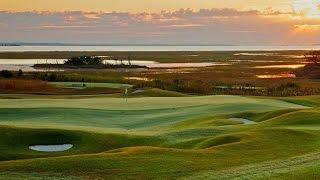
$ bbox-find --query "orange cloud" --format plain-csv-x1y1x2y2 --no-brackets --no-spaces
293,24,320,34
160,23,204,28
41,25,91,29
0,8,319,45
84,13,101,20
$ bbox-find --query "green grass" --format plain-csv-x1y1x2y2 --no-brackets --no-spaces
0,95,319,179
0,95,305,132
0,126,163,161
281,96,320,107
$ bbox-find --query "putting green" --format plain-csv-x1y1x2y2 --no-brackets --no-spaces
0,95,306,132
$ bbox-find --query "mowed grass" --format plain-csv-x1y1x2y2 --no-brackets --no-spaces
0,95,319,179
129,88,189,97
0,95,305,132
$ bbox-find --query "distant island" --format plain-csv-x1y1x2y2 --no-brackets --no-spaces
0,43,20,46
33,56,147,69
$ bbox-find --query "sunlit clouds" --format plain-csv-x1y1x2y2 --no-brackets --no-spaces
294,0,320,18
0,0,319,45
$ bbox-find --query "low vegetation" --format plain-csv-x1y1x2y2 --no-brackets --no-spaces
0,79,122,95
33,55,146,69
295,50,320,79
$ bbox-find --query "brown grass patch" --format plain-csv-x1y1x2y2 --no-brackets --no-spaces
0,79,121,95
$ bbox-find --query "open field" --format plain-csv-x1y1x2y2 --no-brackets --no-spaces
0,94,320,179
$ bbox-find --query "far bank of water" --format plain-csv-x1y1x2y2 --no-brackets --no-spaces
0,45,319,52
0,59,230,71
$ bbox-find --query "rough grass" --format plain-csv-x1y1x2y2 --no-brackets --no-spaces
51,82,132,89
0,79,122,95
0,79,58,93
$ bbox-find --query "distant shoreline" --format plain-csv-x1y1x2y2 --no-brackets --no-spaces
0,45,319,52
0,44,20,46
33,63,147,70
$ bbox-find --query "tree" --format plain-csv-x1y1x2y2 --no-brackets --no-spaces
64,56,103,66
305,51,320,64
1,70,13,78
18,69,23,77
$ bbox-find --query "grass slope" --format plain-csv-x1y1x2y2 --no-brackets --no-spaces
0,95,319,179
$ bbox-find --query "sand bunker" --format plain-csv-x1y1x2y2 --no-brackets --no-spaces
29,144,73,152
230,118,256,125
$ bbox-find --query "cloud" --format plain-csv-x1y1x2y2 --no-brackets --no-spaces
0,8,319,45
39,25,92,30
160,23,204,28
293,24,320,33
225,30,257,33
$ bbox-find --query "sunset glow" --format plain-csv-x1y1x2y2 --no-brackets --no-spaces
294,0,320,18
0,0,319,45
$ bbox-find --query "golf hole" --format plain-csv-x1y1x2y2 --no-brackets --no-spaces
29,144,73,152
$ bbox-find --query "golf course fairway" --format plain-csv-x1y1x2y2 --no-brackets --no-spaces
0,95,319,179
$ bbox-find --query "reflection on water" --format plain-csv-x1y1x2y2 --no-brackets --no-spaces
234,53,305,59
215,86,264,90
0,59,66,72
254,64,305,69
230,60,287,63
147,62,229,68
143,69,195,74
0,64,64,72
104,60,157,65
0,59,230,71
234,53,275,56
124,77,153,81
104,60,229,68
183,54,199,57
0,64,35,71
0,59,66,65
256,74,296,79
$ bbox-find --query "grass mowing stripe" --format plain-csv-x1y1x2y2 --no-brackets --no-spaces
187,152,320,179
0,102,304,131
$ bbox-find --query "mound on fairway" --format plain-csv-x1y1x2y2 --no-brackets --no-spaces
262,109,320,128
0,126,163,161
0,95,318,179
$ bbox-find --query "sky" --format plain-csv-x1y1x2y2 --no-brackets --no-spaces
0,0,320,45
